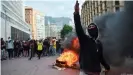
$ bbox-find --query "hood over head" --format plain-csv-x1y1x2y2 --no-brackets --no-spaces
87,23,98,40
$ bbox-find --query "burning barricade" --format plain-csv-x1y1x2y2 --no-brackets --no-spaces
53,37,80,70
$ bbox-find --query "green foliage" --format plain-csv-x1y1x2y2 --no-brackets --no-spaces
61,24,73,38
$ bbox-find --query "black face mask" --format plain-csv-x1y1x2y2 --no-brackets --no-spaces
87,24,98,40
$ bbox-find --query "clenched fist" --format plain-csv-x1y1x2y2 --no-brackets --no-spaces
74,1,79,14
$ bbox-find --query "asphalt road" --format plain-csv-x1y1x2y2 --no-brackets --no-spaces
1,56,133,75
1,56,79,75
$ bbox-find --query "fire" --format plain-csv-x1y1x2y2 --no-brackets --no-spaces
71,37,80,50
55,37,80,68
57,49,78,67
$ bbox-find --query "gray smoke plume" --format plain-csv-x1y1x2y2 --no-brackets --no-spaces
93,1,133,66
62,26,86,49
62,32,77,48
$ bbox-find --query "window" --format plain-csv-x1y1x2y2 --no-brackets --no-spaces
94,2,95,16
1,12,5,19
105,1,107,12
100,2,103,13
115,1,120,11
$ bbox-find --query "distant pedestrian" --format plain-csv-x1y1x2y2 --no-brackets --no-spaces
23,41,29,57
43,39,49,56
57,39,61,54
37,40,43,59
1,38,6,60
14,40,19,57
49,38,53,56
52,39,56,55
29,40,35,60
6,37,14,59
18,40,23,57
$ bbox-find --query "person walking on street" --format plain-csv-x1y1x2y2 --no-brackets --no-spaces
29,40,35,60
27,40,30,57
43,39,48,56
18,40,23,57
49,38,53,56
14,40,19,57
52,39,56,55
1,38,6,60
23,41,29,57
6,37,14,59
37,40,43,59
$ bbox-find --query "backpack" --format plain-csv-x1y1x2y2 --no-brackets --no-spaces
37,43,43,51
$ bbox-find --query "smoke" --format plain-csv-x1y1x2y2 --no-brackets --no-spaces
62,25,86,49
93,1,133,66
61,32,77,49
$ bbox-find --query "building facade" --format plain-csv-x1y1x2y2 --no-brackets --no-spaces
81,1,124,27
36,13,45,40
0,1,31,40
25,7,45,40
45,24,58,38
45,25,50,37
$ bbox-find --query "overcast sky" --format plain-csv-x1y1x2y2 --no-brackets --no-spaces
24,0,85,19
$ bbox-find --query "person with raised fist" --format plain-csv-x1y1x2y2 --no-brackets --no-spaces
73,1,110,75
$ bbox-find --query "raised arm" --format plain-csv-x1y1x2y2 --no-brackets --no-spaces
74,1,86,42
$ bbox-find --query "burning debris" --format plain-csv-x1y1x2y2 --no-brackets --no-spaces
53,37,80,70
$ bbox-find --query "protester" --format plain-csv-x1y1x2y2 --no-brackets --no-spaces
29,40,35,60
27,40,30,57
58,39,62,54
1,37,60,60
18,40,24,57
14,40,20,57
49,38,54,56
43,39,50,56
37,40,43,59
23,41,29,57
74,1,110,75
52,39,56,55
47,38,50,56
6,37,14,59
1,38,6,60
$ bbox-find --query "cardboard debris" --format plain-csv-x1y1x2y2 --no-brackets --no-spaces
53,65,66,70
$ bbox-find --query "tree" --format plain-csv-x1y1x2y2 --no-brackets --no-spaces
61,24,73,38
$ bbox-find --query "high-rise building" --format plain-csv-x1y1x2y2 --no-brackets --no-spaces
81,1,124,27
25,6,45,40
36,13,45,40
45,24,58,38
49,24,57,37
45,25,50,37
1,1,31,40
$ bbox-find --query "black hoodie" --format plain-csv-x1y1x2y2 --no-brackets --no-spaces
74,12,110,72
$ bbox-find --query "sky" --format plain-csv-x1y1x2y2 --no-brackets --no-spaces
24,0,85,19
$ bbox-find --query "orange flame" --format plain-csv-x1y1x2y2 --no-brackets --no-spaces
57,49,78,67
71,37,80,50
57,37,80,67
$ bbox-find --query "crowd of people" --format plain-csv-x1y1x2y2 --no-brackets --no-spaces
1,37,64,61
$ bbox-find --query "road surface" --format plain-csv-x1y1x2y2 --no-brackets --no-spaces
1,56,79,75
1,56,133,75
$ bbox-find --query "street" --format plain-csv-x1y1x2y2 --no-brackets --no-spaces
2,56,133,75
1,56,79,75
